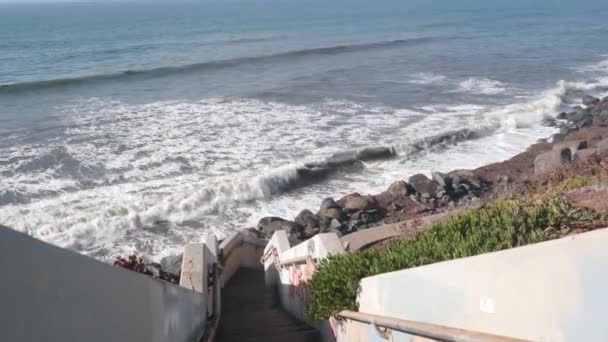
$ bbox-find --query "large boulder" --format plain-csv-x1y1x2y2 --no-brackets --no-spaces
534,150,572,174
160,254,183,276
387,180,411,198
408,174,438,198
318,198,344,221
257,217,304,239
339,193,376,212
566,106,589,124
294,209,320,230
431,171,451,189
583,95,600,107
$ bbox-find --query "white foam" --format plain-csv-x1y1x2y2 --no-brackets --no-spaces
457,77,507,95
574,58,608,73
3,69,608,262
408,72,448,85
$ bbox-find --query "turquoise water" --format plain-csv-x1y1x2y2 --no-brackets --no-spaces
1,0,608,260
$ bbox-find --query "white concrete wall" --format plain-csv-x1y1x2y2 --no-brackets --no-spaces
337,228,608,342
263,231,346,342
0,225,206,342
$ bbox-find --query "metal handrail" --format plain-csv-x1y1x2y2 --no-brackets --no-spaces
337,310,530,342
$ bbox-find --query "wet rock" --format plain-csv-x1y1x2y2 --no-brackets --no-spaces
583,95,600,107
295,209,320,230
160,254,183,276
566,106,587,123
408,174,438,198
541,117,557,127
556,112,568,120
356,146,395,161
387,180,411,198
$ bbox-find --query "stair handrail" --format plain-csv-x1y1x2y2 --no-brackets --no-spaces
336,310,531,342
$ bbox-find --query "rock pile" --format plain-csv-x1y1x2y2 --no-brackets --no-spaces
556,95,608,131
257,169,489,243
535,94,608,174
113,255,180,284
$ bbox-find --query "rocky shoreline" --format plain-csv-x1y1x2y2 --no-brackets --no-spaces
256,93,608,245
115,93,608,281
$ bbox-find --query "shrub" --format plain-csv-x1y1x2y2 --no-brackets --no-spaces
304,199,600,321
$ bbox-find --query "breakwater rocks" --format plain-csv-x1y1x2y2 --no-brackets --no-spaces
555,94,608,131
257,170,489,243
257,93,608,244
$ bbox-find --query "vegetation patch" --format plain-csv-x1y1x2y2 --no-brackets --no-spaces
304,198,603,321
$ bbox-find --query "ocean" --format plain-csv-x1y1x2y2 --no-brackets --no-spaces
1,0,608,261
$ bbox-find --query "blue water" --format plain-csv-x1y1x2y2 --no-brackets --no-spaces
1,0,608,260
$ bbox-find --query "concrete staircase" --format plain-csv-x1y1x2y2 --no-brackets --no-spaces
215,268,320,342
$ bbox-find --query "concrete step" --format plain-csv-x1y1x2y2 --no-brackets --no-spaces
215,268,321,342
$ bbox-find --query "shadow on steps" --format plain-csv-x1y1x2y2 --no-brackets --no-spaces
215,268,321,342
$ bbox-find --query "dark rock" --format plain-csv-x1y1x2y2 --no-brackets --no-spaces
387,180,411,198
556,112,568,120
408,174,438,197
541,117,557,127
583,95,600,107
294,209,320,229
356,146,395,161
566,106,588,123
160,254,183,276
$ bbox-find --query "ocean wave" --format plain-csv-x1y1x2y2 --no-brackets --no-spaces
0,36,459,94
573,57,608,73
457,77,507,95
408,72,448,85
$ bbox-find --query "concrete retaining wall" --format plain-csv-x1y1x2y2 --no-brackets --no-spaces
0,225,205,342
263,231,346,342
337,228,608,342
